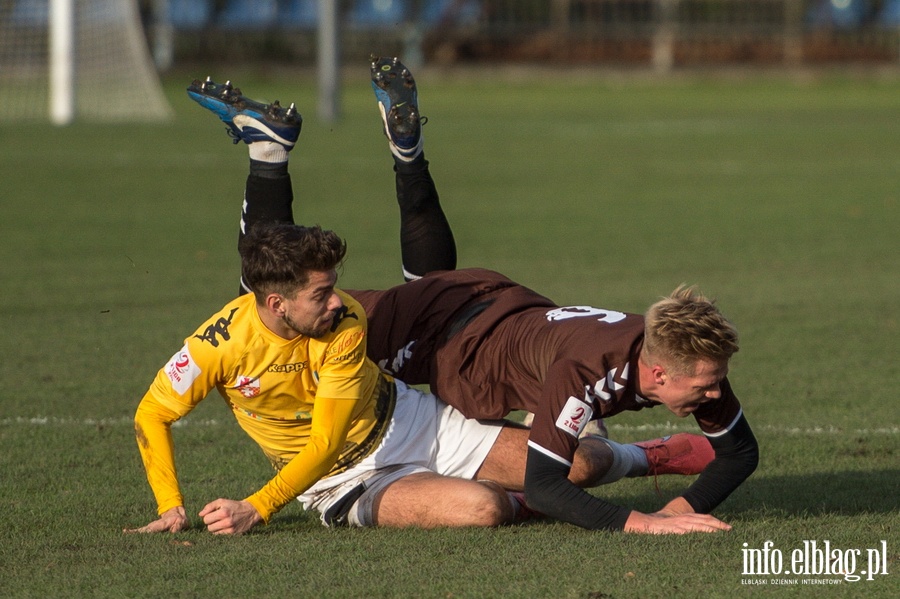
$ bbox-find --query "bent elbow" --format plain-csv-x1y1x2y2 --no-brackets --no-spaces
746,442,760,476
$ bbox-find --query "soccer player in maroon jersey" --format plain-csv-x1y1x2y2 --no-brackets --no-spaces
196,57,756,534
359,58,757,533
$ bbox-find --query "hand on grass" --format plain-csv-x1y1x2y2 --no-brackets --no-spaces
123,506,188,534
624,510,731,534
199,498,262,535
655,496,696,517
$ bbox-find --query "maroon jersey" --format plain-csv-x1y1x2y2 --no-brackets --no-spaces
349,268,743,466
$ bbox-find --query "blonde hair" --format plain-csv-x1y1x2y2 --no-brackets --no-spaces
642,285,739,376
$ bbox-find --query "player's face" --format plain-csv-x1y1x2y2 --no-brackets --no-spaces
280,269,343,339
655,358,728,418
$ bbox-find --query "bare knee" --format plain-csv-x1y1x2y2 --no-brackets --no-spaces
372,473,514,528
569,437,614,487
467,480,515,527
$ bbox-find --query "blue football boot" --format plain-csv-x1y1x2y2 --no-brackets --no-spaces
370,56,425,162
187,77,301,150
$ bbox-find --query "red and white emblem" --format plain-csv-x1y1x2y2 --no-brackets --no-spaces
555,396,593,438
164,344,202,395
235,375,261,398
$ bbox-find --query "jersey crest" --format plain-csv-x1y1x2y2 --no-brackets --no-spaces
235,375,261,398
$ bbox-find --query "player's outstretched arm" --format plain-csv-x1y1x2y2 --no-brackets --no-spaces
199,499,263,535
624,510,732,534
123,506,188,534
525,446,732,534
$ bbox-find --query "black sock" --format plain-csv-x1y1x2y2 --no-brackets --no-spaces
394,155,456,279
239,161,294,294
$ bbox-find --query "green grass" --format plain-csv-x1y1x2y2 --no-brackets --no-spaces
0,68,897,598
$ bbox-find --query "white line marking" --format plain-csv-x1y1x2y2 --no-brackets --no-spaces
0,416,224,428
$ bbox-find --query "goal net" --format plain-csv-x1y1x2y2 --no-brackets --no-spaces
0,0,173,123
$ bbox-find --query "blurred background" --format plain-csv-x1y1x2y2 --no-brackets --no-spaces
136,0,900,69
2,0,900,124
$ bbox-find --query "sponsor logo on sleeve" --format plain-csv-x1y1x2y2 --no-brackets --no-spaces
164,345,202,395
325,331,366,365
330,349,364,365
555,396,594,438
326,331,365,357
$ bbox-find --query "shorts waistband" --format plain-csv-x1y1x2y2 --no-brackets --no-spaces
327,374,397,476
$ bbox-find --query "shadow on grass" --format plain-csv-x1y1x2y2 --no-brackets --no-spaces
723,468,900,517
252,470,899,533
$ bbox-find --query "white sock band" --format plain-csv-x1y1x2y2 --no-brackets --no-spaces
248,141,289,164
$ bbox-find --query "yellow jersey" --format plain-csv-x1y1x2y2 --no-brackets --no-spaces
134,290,394,522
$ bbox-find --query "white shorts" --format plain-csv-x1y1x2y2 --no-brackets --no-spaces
298,380,505,527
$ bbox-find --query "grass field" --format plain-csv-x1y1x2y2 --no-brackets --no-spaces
1,66,898,598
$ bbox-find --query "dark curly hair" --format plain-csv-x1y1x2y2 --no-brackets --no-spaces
239,222,347,300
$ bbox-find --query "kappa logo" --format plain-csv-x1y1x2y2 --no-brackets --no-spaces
268,362,308,373
164,344,202,395
194,307,239,347
545,306,627,324
555,395,594,438
329,305,359,333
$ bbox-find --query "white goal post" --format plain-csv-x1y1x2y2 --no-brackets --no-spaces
0,0,173,124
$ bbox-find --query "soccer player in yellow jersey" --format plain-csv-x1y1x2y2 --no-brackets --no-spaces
129,219,534,534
